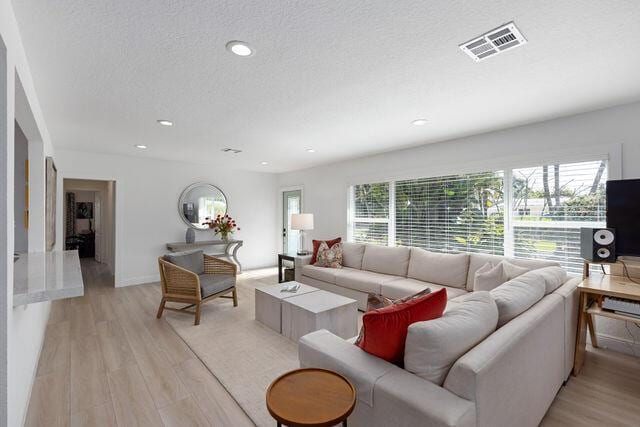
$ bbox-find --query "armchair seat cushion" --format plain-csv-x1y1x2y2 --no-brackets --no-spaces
199,274,235,298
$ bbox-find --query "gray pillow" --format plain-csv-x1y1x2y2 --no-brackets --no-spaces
164,249,204,274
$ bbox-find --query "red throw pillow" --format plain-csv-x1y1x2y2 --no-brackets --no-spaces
310,237,342,264
356,288,447,366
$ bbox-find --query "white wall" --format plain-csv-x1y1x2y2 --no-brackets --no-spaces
1,0,56,425
55,149,279,286
277,101,640,355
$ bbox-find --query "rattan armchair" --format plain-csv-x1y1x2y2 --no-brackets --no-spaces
157,253,238,325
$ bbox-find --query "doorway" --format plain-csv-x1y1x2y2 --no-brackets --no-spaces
282,189,302,254
63,179,116,275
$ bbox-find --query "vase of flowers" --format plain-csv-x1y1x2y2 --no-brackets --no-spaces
202,214,240,240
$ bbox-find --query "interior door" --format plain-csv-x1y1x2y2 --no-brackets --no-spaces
282,190,302,254
94,191,102,262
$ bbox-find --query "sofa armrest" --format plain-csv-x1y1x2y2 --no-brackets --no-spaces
299,330,475,427
553,276,580,379
294,255,312,281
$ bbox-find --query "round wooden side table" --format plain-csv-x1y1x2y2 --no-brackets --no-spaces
266,368,356,427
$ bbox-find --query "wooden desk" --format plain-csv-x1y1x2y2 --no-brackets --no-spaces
573,273,640,375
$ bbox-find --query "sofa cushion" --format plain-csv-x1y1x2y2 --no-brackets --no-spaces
334,268,399,295
311,237,342,264
342,242,366,269
301,264,339,284
407,248,469,288
164,249,204,274
382,278,467,301
532,266,568,295
466,253,560,291
490,272,546,327
362,245,411,277
199,274,235,298
356,288,447,366
404,291,498,385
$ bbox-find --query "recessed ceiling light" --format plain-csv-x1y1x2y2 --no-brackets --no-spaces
226,41,253,57
157,120,173,126
412,119,428,126
134,144,148,149
260,161,269,165
306,148,316,153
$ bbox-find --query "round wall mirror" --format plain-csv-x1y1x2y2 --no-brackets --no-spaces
178,183,228,229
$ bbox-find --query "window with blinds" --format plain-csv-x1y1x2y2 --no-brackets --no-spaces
348,158,607,274
511,160,607,273
395,171,504,255
351,182,390,245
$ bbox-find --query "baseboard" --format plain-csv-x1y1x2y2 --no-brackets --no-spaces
117,274,160,287
593,332,640,357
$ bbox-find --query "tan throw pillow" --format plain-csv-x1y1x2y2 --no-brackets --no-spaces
314,242,343,268
474,261,505,292
474,260,530,292
365,287,432,312
366,293,394,311
502,260,530,280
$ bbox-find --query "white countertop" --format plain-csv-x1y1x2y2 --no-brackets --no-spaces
13,250,84,306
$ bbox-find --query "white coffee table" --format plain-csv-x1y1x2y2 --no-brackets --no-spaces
281,290,358,342
255,282,319,333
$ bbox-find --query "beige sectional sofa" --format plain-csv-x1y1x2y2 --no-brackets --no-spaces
296,243,580,427
296,242,560,310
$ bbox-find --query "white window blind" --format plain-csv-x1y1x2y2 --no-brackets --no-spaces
351,182,389,245
511,160,607,273
395,171,504,255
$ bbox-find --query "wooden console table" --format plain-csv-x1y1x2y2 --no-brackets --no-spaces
166,239,243,273
573,271,640,375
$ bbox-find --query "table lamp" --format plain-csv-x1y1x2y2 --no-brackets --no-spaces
291,213,314,255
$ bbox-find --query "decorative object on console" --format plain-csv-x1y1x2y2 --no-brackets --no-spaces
291,213,314,255
355,288,447,366
185,227,195,244
202,214,240,240
178,182,228,229
580,227,616,263
314,241,343,268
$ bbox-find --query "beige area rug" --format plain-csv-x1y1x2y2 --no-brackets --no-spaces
163,268,302,427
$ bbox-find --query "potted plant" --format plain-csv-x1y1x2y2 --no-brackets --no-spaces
203,214,240,240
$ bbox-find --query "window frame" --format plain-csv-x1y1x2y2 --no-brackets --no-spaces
347,147,618,273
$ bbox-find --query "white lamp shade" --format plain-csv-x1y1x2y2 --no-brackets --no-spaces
291,213,314,231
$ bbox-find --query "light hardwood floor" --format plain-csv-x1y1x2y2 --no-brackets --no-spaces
25,260,640,426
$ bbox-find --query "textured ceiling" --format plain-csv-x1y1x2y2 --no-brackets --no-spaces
11,0,640,172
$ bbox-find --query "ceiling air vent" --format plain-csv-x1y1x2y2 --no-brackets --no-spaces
221,148,242,154
459,22,527,62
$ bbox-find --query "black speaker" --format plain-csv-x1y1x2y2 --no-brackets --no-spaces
580,228,616,262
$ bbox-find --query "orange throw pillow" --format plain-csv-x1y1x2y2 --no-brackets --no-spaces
356,288,447,366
